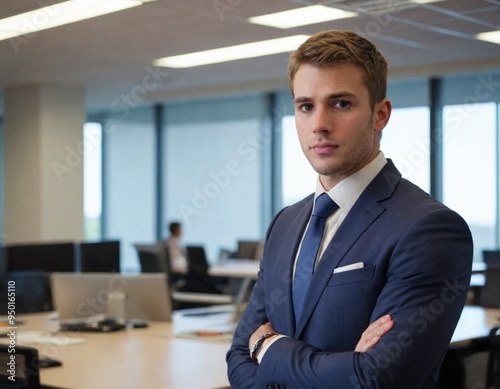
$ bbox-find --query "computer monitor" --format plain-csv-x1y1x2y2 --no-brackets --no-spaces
5,242,75,272
50,273,171,323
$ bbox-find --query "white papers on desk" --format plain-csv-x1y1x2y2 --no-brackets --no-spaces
172,305,235,340
16,331,85,346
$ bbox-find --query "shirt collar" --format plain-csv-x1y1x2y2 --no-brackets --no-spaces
314,151,387,213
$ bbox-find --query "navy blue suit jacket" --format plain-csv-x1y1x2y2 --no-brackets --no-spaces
227,160,473,388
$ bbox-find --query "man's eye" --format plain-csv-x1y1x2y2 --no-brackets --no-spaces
300,104,313,112
335,101,350,109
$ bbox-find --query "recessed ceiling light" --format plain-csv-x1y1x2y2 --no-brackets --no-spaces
248,5,357,29
412,0,444,3
153,35,310,69
475,30,500,45
0,0,154,42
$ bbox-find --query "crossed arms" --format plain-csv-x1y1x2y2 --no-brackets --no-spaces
227,209,473,388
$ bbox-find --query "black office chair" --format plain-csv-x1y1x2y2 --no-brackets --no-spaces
78,240,121,272
484,250,500,268
440,269,500,388
486,327,500,389
235,240,263,260
0,271,53,314
185,245,230,294
134,244,232,309
185,246,210,275
135,243,169,274
479,268,500,308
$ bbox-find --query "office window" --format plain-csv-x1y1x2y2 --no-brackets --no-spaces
281,115,316,206
381,107,430,193
443,102,497,260
103,108,156,272
163,96,264,261
83,122,102,240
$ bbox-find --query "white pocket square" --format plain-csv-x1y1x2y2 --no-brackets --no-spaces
333,262,364,274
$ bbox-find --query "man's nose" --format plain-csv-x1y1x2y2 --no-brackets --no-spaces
312,107,332,134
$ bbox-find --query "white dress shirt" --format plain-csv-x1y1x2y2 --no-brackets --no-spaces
309,151,387,270
167,237,188,273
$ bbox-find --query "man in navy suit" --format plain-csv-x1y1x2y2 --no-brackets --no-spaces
226,30,473,388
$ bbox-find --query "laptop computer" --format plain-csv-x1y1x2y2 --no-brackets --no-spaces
50,273,171,324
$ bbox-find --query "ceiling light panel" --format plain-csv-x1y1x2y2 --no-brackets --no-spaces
476,30,500,45
154,35,310,68
0,0,152,42
248,5,357,29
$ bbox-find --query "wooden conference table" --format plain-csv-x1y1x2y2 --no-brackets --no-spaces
5,311,233,389
3,260,494,389
4,305,499,389
8,305,500,389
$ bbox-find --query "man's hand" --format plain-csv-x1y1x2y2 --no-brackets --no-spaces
249,315,393,357
249,322,276,351
355,314,394,352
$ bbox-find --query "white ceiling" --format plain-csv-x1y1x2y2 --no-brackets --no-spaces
1,0,500,115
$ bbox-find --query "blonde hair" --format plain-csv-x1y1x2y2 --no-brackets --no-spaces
288,30,388,108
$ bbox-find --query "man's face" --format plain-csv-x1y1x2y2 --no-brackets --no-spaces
292,63,390,190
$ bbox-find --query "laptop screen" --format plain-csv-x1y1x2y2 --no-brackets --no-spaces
50,273,171,323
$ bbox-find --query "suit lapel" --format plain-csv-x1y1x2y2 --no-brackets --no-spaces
294,161,401,337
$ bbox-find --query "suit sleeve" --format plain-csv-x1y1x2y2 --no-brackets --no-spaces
226,208,286,389
231,208,472,388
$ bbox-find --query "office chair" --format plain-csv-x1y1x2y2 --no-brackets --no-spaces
486,327,500,389
135,243,170,274
134,244,232,309
440,269,500,388
439,270,500,388
185,245,231,294
0,271,53,314
78,240,120,272
235,240,263,260
185,245,210,274
224,240,262,296
479,268,500,308
483,250,500,268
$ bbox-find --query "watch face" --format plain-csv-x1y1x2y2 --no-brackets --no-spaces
252,338,263,352
251,337,264,361
251,338,263,354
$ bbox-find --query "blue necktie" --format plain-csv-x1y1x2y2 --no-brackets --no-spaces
292,193,338,321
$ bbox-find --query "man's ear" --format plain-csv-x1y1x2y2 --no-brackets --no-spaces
374,98,392,134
